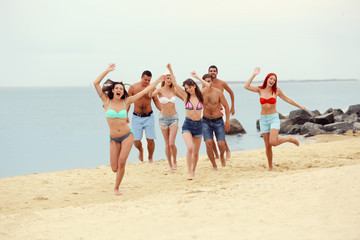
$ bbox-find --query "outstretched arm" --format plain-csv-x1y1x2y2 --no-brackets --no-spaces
167,63,187,101
93,63,116,101
190,71,210,88
219,92,230,133
244,67,261,93
126,76,165,106
278,89,307,110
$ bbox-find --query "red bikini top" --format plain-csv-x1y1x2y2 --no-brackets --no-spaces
260,97,276,104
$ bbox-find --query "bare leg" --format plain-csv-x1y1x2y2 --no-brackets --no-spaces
205,139,218,170
225,140,231,159
146,139,155,163
183,133,195,180
133,140,143,162
169,125,178,170
269,129,299,147
114,134,134,195
211,135,219,159
192,137,202,176
217,141,226,167
110,140,121,173
161,128,172,169
262,133,273,171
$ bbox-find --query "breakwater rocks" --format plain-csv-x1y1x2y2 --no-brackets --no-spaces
227,118,247,135
256,104,360,137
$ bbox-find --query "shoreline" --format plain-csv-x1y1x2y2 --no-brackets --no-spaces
1,132,360,239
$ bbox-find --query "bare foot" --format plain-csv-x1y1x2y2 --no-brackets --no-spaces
212,166,218,171
172,163,177,170
148,158,153,163
187,172,195,180
226,150,231,159
289,136,300,146
268,167,273,171
114,189,122,196
138,148,144,162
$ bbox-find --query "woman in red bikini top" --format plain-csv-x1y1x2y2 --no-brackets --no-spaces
244,67,306,171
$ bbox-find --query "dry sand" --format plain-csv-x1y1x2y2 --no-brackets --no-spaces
1,132,360,240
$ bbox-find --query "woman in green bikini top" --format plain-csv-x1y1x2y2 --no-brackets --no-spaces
94,63,165,196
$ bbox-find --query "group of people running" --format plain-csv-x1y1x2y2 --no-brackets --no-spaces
94,63,306,195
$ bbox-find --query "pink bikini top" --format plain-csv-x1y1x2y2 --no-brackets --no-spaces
185,101,203,112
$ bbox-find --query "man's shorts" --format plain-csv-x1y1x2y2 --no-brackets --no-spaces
259,113,280,133
132,112,156,141
202,116,226,141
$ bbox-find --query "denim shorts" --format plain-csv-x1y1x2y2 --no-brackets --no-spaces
132,113,156,141
260,113,280,133
202,116,226,141
182,117,202,138
159,113,179,129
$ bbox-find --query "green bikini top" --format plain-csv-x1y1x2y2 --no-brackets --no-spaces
105,100,127,119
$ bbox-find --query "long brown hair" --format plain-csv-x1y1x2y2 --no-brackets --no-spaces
182,78,203,104
102,79,129,99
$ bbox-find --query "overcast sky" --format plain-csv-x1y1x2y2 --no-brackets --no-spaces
1,0,359,87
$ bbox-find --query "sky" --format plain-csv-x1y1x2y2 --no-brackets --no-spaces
1,0,359,87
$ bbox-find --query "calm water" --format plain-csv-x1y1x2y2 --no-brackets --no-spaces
0,80,359,177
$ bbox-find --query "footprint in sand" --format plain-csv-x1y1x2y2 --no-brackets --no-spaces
33,196,48,201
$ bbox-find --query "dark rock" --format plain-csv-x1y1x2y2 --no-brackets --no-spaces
323,122,353,132
343,113,359,123
287,125,302,134
331,129,346,135
256,119,260,131
334,115,343,122
278,113,287,119
345,104,360,116
279,119,295,134
332,109,344,116
227,118,246,135
311,110,321,117
289,109,312,125
300,122,325,135
324,108,344,116
309,113,334,125
324,108,333,114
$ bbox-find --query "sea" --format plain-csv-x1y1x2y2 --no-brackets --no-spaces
1,80,359,177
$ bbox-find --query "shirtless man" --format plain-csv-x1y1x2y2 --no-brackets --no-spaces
191,72,230,169
128,70,161,163
208,65,235,159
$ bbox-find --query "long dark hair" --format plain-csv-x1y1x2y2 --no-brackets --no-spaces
102,79,129,99
182,78,203,104
259,73,278,95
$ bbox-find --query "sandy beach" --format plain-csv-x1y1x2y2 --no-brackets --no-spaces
1,132,360,240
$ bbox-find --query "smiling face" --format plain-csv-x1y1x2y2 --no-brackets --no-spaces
112,83,124,99
165,74,172,85
184,84,196,95
267,75,277,87
208,67,218,79
141,75,152,86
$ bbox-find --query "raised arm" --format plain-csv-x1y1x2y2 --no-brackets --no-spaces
278,89,307,110
244,67,261,93
190,71,210,88
167,63,187,101
219,92,230,133
125,76,165,106
93,63,116,101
